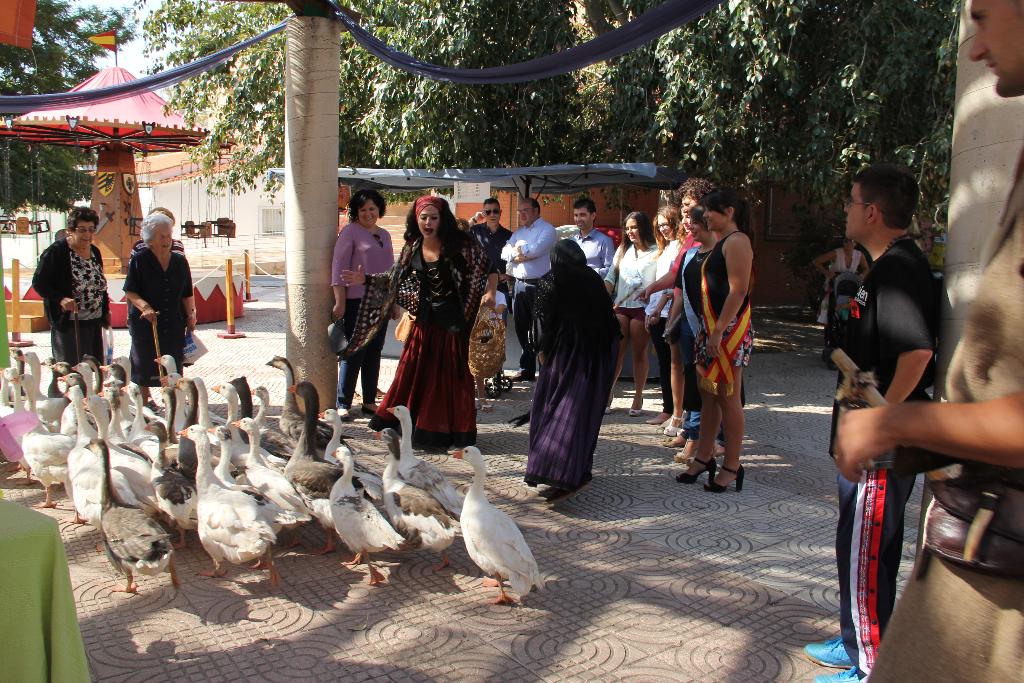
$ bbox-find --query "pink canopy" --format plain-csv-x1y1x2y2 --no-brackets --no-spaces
1,67,205,152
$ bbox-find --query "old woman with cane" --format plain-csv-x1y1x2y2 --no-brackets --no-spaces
123,213,197,409
32,206,111,364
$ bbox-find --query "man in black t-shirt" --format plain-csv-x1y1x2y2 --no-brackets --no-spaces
803,165,937,683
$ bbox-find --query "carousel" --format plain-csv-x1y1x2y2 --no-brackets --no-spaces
1,67,243,328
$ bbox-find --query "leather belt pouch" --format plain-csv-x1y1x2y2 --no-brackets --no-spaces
926,477,1024,576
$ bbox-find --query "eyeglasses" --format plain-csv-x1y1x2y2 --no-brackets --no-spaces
844,197,872,209
73,226,96,233
483,209,500,215
372,233,384,248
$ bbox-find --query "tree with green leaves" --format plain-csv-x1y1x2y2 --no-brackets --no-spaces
143,0,956,222
0,0,136,212
589,0,957,214
145,0,587,191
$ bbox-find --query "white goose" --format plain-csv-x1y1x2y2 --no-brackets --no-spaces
21,400,75,507
249,385,293,460
330,445,405,585
211,383,275,466
454,447,542,605
94,439,178,593
187,425,280,586
123,384,151,444
234,417,311,528
380,429,458,571
386,406,463,517
89,395,159,516
66,389,140,527
21,352,66,432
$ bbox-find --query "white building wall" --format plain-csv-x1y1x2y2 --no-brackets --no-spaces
149,177,284,242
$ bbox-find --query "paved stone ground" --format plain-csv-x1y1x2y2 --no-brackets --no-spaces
1,277,923,682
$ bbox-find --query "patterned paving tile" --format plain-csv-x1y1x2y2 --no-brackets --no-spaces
1,290,931,681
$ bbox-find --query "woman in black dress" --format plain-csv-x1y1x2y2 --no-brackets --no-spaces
525,240,620,502
32,206,110,364
123,213,197,406
676,189,754,493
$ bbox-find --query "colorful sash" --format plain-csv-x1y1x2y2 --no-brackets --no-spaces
697,256,751,396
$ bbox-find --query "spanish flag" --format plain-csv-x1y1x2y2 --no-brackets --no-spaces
88,30,117,53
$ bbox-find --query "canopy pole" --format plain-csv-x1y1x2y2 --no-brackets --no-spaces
283,15,340,406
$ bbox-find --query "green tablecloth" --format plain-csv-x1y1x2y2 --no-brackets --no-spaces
0,499,90,683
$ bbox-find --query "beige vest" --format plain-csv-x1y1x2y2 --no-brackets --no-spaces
946,151,1024,404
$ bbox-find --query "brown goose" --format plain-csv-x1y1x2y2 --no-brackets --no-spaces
266,356,330,450
284,382,342,554
94,439,178,593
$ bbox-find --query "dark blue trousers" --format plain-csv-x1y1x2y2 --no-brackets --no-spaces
835,469,917,677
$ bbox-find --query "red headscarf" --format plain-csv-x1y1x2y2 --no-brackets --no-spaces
414,195,447,216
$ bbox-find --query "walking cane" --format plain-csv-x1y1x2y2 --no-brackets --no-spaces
72,310,81,363
150,314,164,381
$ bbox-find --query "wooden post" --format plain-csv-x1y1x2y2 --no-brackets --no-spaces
9,259,34,348
243,249,257,302
217,258,245,339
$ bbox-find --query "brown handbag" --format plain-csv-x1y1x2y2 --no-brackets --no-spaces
394,312,415,343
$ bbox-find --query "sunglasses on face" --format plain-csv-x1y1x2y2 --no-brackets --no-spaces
483,208,501,215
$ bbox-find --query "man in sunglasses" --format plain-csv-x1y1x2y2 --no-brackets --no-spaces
471,197,513,300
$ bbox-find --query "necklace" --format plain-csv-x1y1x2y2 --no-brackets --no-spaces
882,232,913,256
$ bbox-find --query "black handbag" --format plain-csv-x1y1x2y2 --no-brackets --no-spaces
328,320,348,354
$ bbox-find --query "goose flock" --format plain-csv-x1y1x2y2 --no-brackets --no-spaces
3,351,542,605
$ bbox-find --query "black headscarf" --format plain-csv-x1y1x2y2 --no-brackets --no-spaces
533,240,620,359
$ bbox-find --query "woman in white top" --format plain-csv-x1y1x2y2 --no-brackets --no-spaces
604,211,659,416
813,237,868,323
644,208,683,427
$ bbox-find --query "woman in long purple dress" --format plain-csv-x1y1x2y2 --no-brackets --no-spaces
525,240,621,501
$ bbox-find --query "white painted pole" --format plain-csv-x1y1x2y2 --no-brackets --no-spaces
284,15,340,406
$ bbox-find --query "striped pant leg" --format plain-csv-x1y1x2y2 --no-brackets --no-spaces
836,469,917,676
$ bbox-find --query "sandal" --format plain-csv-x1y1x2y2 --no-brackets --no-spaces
662,415,684,436
675,456,717,484
705,464,744,493
646,412,671,426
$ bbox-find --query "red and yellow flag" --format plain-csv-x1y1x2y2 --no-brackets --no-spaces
0,0,37,49
88,30,117,53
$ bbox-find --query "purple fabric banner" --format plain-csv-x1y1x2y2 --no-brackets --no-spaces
330,0,722,84
1,0,721,112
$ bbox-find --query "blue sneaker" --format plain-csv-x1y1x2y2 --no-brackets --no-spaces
813,667,861,683
803,637,853,668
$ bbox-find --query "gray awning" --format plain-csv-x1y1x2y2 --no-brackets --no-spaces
267,163,685,196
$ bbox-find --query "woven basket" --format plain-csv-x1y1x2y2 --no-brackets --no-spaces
469,308,506,379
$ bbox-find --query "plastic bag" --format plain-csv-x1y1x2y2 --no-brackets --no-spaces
102,327,114,365
182,331,208,366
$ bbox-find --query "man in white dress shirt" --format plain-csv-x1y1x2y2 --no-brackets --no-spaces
570,197,615,278
501,196,557,381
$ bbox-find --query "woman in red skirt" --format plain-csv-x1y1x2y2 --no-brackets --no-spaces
340,196,497,450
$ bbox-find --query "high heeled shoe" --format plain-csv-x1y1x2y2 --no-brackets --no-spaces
704,464,744,493
675,456,717,484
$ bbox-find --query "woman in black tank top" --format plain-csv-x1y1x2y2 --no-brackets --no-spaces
676,189,754,494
